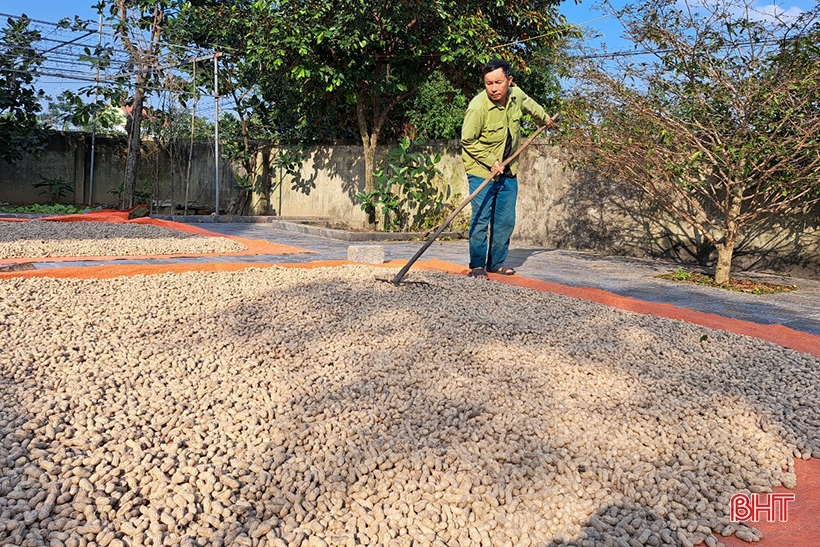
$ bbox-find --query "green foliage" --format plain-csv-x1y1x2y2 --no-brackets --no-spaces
99,0,175,209
0,16,50,163
356,137,445,232
273,147,309,194
669,266,691,281
167,1,359,144
404,71,467,140
33,175,75,204
267,0,570,138
234,174,253,193
108,180,152,207
265,0,570,95
43,91,127,134
172,0,572,194
0,203,95,215
218,112,273,172
144,107,211,140
514,44,564,136
657,268,799,295
422,193,472,234
42,6,144,141
273,148,304,179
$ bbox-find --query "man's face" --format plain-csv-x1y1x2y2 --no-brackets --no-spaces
484,67,512,105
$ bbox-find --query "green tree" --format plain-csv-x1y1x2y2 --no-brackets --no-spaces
403,48,563,140
166,2,313,215
514,44,564,133
42,91,127,133
109,0,170,209
356,136,444,231
166,1,570,216
244,0,570,195
562,0,820,284
49,14,132,138
403,70,467,141
0,15,50,163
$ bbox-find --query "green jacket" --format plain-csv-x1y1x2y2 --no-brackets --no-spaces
461,86,549,178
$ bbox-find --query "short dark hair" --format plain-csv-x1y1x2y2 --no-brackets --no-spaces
483,59,511,78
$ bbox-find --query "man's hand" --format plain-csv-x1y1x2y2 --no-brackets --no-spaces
490,160,504,178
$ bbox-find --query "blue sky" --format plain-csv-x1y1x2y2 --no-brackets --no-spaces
1,0,815,98
2,0,627,29
8,0,815,54
5,0,631,45
0,0,634,99
0,0,100,24
4,0,815,38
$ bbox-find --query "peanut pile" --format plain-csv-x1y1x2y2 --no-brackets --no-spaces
0,265,817,547
0,221,245,259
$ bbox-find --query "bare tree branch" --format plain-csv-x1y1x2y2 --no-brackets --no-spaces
562,0,820,283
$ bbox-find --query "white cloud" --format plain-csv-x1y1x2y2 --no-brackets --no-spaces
746,3,804,22
676,0,806,24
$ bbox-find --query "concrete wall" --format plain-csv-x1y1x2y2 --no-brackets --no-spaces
0,132,87,204
268,143,371,224
261,140,469,227
514,143,820,279
0,132,237,211
2,132,819,279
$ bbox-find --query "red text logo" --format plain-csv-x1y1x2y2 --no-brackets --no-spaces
730,493,795,522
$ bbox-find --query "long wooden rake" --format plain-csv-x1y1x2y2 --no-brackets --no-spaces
386,114,557,286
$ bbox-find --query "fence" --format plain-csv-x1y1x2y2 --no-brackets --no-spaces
2,131,819,279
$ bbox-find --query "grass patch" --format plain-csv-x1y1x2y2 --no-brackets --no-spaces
657,266,798,295
0,203,99,215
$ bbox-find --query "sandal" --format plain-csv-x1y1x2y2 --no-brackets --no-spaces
467,267,489,279
489,266,516,275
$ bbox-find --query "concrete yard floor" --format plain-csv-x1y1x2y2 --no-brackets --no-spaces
3,215,820,546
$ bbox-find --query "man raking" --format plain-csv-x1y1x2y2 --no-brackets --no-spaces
461,59,553,279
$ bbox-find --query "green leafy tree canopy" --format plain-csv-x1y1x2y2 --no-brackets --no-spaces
243,0,571,194
0,15,50,163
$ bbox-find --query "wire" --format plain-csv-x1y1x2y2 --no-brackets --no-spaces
2,10,217,109
0,12,98,27
570,37,787,60
576,13,618,27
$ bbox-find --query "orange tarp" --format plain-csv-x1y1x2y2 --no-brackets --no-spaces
722,458,820,547
39,209,223,236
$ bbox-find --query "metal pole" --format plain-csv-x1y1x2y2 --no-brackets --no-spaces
184,59,197,216
213,51,220,217
88,12,103,206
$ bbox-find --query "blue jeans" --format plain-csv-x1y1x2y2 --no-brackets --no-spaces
467,174,517,271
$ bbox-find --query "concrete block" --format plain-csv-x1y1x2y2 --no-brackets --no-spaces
347,245,385,264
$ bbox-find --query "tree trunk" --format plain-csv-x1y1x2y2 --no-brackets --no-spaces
356,93,378,194
714,184,744,284
714,241,734,285
229,105,256,215
115,0,159,211
362,136,377,194
123,78,146,209
355,86,411,195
